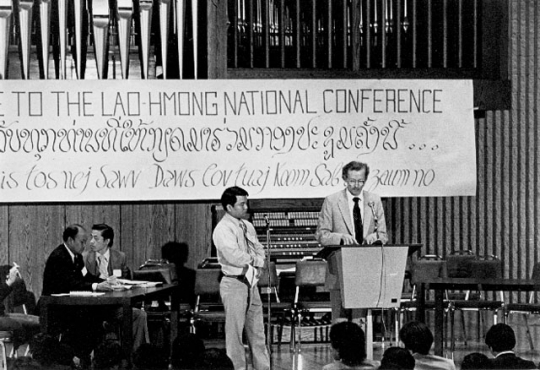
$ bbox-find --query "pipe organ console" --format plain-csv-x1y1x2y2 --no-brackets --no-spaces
211,199,324,266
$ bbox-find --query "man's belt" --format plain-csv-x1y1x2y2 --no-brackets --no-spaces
223,274,247,284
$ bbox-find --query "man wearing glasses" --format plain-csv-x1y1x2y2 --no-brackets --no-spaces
316,161,388,323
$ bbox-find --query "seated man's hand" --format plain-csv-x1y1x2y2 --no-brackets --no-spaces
341,234,358,245
96,281,113,291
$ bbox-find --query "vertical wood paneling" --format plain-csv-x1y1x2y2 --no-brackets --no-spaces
0,205,8,265
120,203,176,270
9,205,63,299
174,203,213,270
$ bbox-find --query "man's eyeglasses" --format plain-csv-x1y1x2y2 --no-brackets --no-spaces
347,179,366,186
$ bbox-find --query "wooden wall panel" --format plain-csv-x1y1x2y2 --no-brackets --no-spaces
9,205,63,299
0,205,8,265
119,203,176,270
174,203,213,270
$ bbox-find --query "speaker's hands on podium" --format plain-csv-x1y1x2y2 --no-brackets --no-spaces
364,233,382,245
341,235,358,245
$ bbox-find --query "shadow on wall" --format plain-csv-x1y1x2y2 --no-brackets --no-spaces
161,241,196,308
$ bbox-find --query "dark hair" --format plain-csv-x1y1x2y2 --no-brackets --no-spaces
379,347,415,370
342,161,370,179
31,333,62,366
62,224,84,242
399,321,433,355
485,323,516,352
92,223,115,247
162,241,189,266
133,343,169,370
199,348,234,369
93,339,123,370
10,357,42,370
220,186,249,211
329,322,367,366
171,333,205,368
461,352,491,370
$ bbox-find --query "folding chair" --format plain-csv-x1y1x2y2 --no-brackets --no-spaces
504,262,540,350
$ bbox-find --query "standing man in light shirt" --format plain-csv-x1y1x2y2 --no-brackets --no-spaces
212,186,269,370
316,161,388,322
83,223,150,352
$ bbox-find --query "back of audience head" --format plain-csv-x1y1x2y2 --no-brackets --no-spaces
399,321,433,355
379,347,415,370
329,321,367,367
30,333,73,367
485,323,516,353
9,356,42,370
171,333,205,368
133,343,169,370
461,352,491,370
93,339,123,370
197,348,234,369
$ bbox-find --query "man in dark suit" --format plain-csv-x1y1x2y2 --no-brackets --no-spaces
485,323,537,369
84,223,149,351
41,224,112,366
316,161,388,323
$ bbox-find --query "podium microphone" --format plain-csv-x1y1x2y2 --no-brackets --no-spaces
368,202,382,244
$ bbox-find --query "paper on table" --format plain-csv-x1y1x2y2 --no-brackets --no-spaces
117,279,162,287
246,265,259,287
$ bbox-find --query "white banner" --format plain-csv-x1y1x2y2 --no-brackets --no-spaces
0,79,476,202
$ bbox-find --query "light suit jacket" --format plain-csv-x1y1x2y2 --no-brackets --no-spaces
83,249,131,279
316,189,388,246
316,189,388,290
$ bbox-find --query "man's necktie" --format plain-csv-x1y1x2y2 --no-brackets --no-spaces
239,221,255,254
353,197,363,244
97,255,108,278
74,254,84,271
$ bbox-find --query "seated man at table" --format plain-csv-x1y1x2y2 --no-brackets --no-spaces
399,321,456,370
84,223,149,351
484,323,537,369
41,224,113,366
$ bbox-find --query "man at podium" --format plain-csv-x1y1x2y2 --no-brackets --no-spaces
316,161,388,323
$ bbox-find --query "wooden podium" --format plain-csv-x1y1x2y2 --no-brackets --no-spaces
316,244,418,359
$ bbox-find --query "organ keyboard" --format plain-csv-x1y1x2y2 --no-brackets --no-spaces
211,199,324,264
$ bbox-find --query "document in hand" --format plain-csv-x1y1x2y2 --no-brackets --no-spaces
246,265,259,287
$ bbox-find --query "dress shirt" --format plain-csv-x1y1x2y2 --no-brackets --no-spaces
345,190,364,237
97,249,111,278
213,213,266,276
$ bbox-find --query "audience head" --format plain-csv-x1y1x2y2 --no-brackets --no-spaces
485,323,516,353
399,321,433,355
379,347,415,370
93,339,123,370
171,333,205,368
329,321,367,367
31,333,67,366
9,357,42,370
133,343,169,370
461,352,491,370
198,348,234,369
